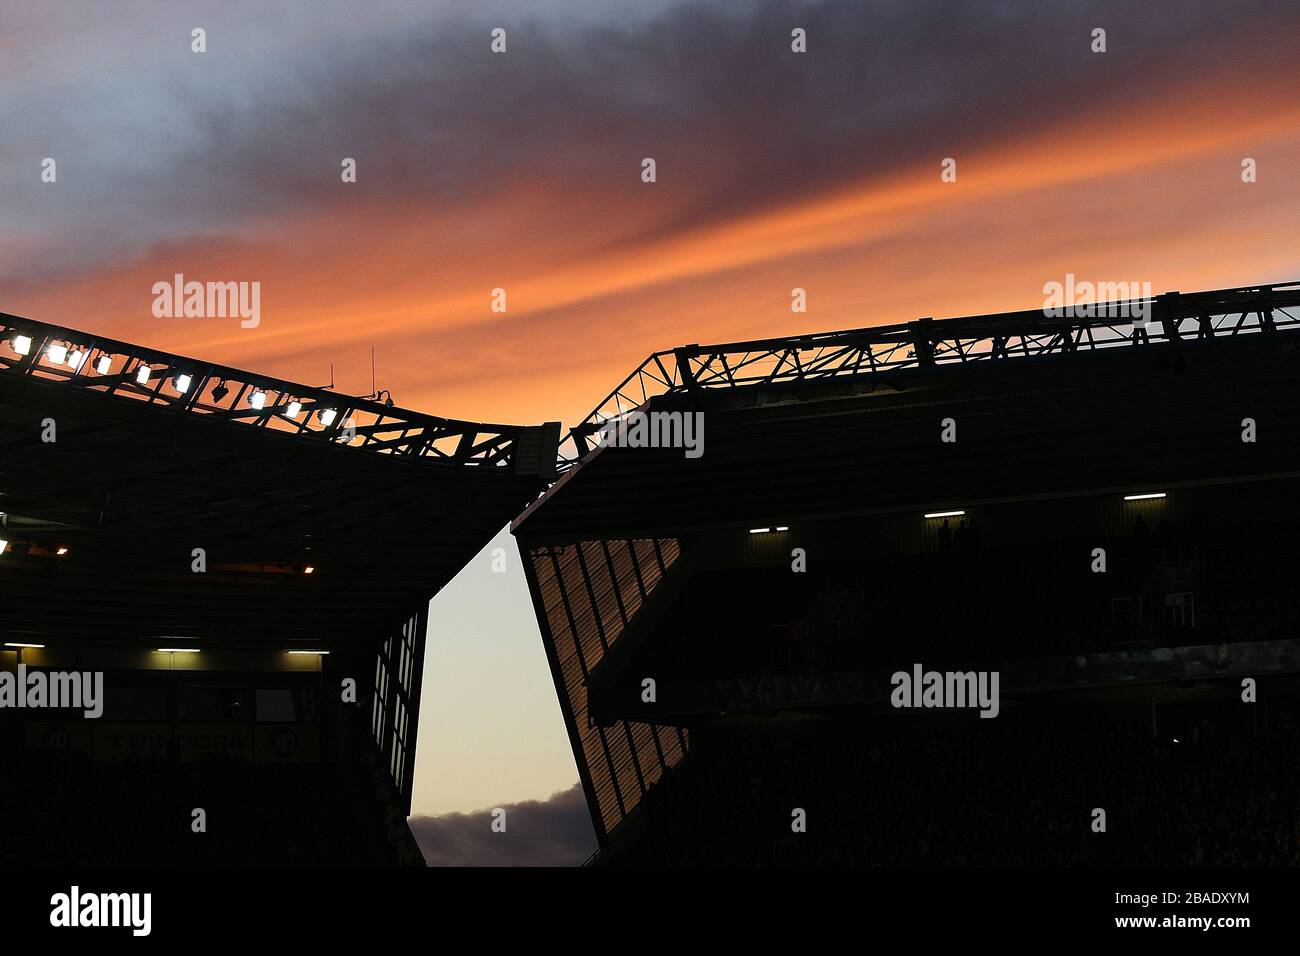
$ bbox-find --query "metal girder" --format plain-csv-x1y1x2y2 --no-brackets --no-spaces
0,311,530,470
560,281,1300,471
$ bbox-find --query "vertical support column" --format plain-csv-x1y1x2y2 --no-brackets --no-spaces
910,317,936,367
1157,291,1183,342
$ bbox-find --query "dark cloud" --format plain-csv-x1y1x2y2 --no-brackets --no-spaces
174,0,1300,220
11,0,1300,289
193,1,1300,182
410,784,596,866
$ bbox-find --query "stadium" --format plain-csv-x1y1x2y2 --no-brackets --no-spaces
0,309,558,865
512,281,1300,866
4,280,1299,869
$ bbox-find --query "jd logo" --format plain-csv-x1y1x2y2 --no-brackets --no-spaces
269,727,299,759
42,725,71,751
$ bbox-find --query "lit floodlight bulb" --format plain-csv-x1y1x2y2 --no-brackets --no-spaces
136,366,151,384
67,349,87,370
95,355,112,375
286,401,302,419
174,374,192,393
318,409,337,426
11,335,31,356
250,390,267,410
46,343,68,365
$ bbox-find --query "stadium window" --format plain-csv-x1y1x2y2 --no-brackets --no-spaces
390,697,408,786
399,613,418,692
371,649,391,744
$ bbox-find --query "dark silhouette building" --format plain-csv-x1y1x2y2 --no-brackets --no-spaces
513,281,1300,865
0,310,558,864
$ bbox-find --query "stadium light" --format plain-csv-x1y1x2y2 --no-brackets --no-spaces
211,381,229,402
66,349,88,370
136,365,151,384
56,547,68,556
303,565,315,574
748,527,771,534
173,373,192,394
775,526,789,531
156,647,201,653
11,335,32,356
286,400,302,419
924,510,966,518
4,642,45,648
46,343,68,365
318,409,337,426
249,390,267,410
286,649,329,655
95,354,112,375
1123,493,1166,501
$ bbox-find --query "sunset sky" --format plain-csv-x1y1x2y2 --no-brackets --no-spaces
4,0,1300,856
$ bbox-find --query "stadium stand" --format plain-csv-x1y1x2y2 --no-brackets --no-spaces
0,310,558,863
513,280,1300,865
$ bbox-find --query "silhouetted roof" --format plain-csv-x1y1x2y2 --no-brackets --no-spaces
0,311,559,646
518,280,1300,540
